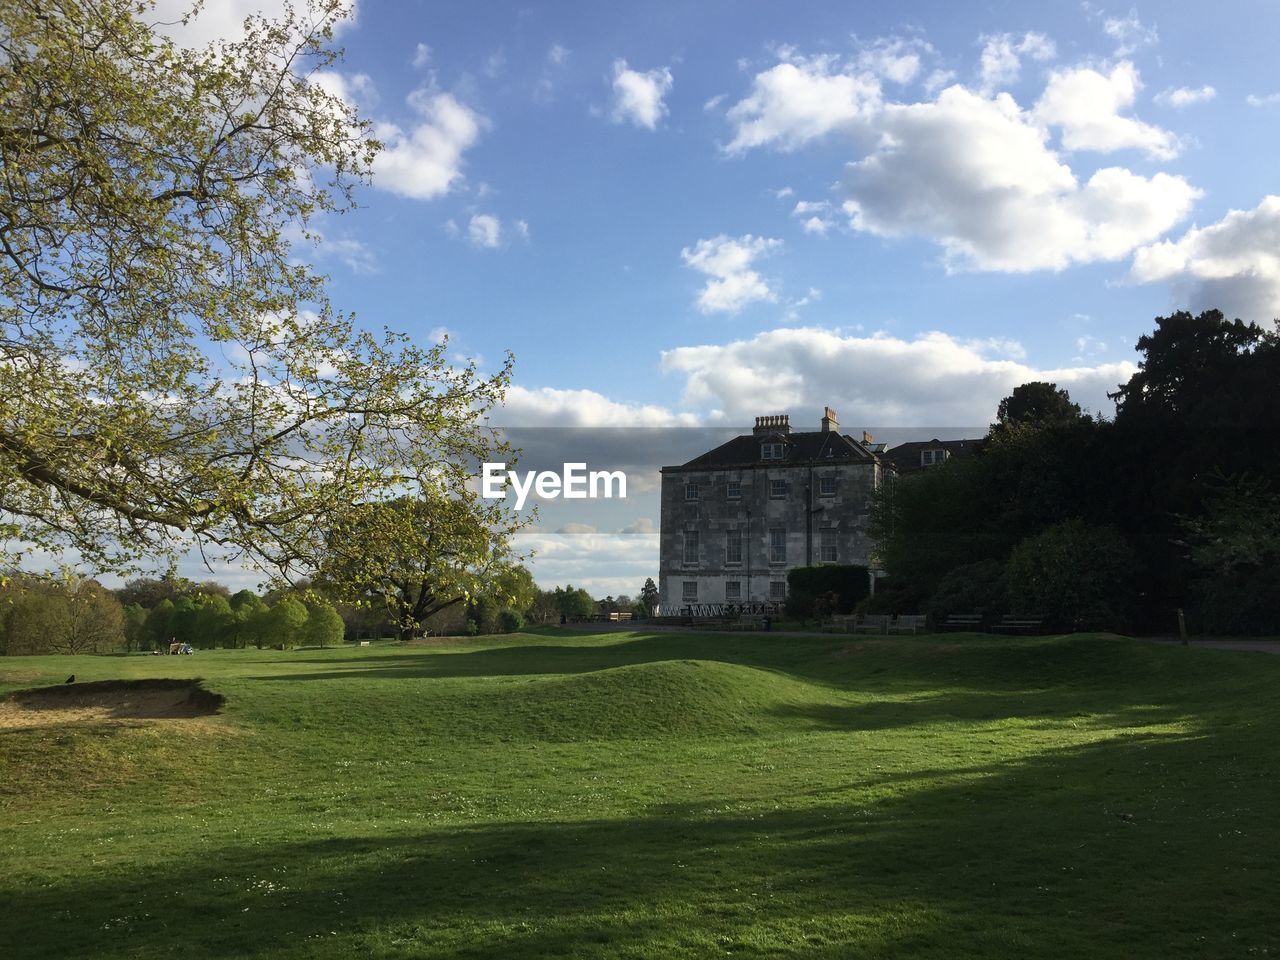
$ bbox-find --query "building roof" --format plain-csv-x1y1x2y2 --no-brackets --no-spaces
662,429,877,473
879,438,983,473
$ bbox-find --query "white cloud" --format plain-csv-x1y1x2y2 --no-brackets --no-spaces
856,37,929,84
660,327,1136,424
724,55,881,153
149,0,358,48
309,70,377,109
1154,85,1216,108
371,92,485,200
1130,195,1280,323
411,42,431,68
977,31,1056,92
610,60,675,129
515,531,658,597
1246,91,1280,107
1101,8,1159,57
841,84,1199,271
498,386,699,427
1034,62,1179,159
791,200,836,235
547,43,571,67
681,235,783,314
534,44,571,103
468,214,502,249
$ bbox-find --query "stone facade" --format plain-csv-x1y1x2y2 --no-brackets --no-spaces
658,408,881,611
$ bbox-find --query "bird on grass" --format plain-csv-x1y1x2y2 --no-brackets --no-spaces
65,675,75,684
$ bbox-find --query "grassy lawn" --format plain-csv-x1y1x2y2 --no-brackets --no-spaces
1,630,1277,958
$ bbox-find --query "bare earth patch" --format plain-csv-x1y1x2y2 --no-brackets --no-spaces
0,679,225,731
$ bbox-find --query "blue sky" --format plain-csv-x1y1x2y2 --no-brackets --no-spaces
154,0,1280,594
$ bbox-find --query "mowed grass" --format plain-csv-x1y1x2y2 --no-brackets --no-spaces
1,630,1278,959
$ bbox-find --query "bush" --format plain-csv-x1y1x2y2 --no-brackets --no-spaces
1189,569,1280,636
785,565,870,617
926,560,1008,625
302,602,346,646
1006,519,1137,631
496,608,524,633
855,578,926,615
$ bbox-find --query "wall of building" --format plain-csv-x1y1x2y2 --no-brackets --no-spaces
658,459,878,609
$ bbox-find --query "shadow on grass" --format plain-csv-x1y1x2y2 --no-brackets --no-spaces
3,720,1277,960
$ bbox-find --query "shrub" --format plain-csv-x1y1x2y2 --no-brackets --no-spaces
266,596,309,649
496,608,524,633
303,602,346,646
1006,519,1137,631
926,560,1008,625
785,565,870,616
1189,569,1280,636
855,578,926,615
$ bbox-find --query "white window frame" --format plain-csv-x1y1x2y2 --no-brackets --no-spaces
682,581,698,602
685,482,700,500
769,580,787,600
726,530,742,565
820,533,838,563
761,442,784,460
725,581,742,601
818,475,836,497
725,480,741,501
769,478,787,499
683,530,699,565
769,527,786,564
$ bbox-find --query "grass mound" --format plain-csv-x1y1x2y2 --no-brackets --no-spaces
0,678,224,729
488,658,821,741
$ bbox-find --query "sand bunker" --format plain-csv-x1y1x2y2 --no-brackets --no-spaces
0,678,225,730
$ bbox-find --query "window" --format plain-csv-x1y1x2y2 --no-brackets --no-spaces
682,581,698,602
818,476,836,497
769,527,786,563
683,530,699,565
726,530,743,565
820,532,838,563
725,581,742,601
726,480,741,501
921,448,949,467
761,442,785,460
770,478,787,499
769,580,786,600
685,482,699,500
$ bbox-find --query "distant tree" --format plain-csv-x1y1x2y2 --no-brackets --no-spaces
925,560,1008,625
169,595,199,644
266,597,309,649
639,578,660,616
493,565,537,614
190,594,234,649
142,598,176,650
302,602,345,647
552,585,596,621
229,591,268,649
0,573,124,654
115,576,188,609
994,382,1084,431
122,603,148,652
527,589,558,624
496,609,524,633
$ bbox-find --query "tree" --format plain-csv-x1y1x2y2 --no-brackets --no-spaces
302,602,345,647
1005,520,1138,631
552,585,596,621
0,572,124,654
190,593,234,649
316,493,519,641
122,603,148,652
229,590,268,649
994,382,1085,431
0,0,512,583
639,578,660,617
266,597,309,649
142,598,176,650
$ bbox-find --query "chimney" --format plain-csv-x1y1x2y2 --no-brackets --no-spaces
821,407,839,433
862,430,873,444
753,414,791,436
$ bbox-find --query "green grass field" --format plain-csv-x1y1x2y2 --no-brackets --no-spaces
2,630,1277,958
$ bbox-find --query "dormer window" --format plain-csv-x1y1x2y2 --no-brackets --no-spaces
921,448,949,467
761,442,785,460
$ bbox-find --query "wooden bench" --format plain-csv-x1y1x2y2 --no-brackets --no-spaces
940,613,983,631
992,615,1044,634
821,614,860,633
888,614,927,634
852,614,893,634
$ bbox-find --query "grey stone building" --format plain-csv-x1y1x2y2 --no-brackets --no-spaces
658,408,881,612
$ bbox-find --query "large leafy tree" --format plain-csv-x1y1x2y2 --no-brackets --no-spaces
0,0,511,579
316,493,520,641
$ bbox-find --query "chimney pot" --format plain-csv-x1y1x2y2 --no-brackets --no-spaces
820,407,839,433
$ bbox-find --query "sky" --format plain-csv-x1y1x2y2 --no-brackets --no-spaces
144,0,1280,596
